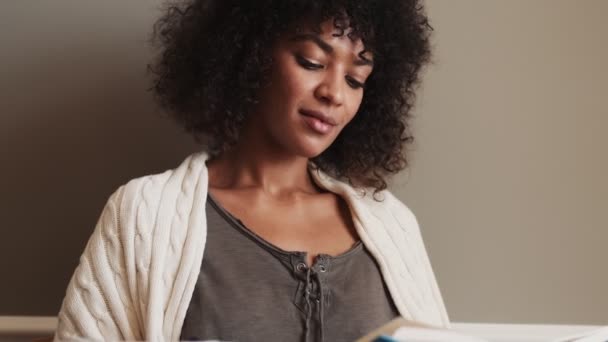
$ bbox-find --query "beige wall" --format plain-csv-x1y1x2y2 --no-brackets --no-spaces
1,1,606,324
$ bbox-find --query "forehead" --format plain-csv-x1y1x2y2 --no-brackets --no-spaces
287,16,370,55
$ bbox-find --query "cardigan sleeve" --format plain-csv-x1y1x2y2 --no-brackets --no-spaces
54,185,141,341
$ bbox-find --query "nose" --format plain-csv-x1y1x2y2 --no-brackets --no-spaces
314,69,344,106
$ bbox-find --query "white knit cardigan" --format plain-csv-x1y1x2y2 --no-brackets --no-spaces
54,152,449,341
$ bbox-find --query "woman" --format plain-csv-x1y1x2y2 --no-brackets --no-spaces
54,0,449,341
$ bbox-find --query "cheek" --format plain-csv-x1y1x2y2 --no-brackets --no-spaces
280,69,316,104
272,53,317,102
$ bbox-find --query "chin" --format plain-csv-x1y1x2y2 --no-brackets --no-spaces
292,146,323,159
277,125,338,158
298,140,335,159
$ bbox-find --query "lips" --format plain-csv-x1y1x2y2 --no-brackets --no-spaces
299,109,338,126
299,109,337,135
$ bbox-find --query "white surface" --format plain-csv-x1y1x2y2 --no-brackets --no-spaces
0,316,604,341
452,323,604,342
394,325,486,341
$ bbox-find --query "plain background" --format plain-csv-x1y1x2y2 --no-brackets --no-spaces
1,0,606,324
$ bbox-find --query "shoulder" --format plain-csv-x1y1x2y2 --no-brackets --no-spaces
100,151,210,242
117,152,209,214
310,167,421,234
343,183,422,236
122,151,209,196
90,151,210,282
365,190,421,233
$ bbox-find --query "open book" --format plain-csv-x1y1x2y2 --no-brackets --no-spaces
355,317,608,342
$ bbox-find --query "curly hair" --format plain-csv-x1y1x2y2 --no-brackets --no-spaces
149,0,433,194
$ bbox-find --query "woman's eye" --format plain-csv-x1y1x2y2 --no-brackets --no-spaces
296,55,323,70
345,76,365,90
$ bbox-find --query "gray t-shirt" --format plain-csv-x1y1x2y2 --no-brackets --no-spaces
180,194,399,342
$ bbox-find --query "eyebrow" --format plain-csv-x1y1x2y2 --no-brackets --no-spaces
290,33,374,67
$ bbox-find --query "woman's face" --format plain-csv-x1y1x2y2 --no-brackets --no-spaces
249,18,374,158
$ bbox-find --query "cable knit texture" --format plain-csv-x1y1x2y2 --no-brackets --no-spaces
54,151,450,341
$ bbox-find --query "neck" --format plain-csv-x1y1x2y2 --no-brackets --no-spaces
207,124,324,200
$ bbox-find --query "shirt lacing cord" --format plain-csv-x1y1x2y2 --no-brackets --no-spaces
303,266,312,342
318,271,326,342
302,261,328,342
